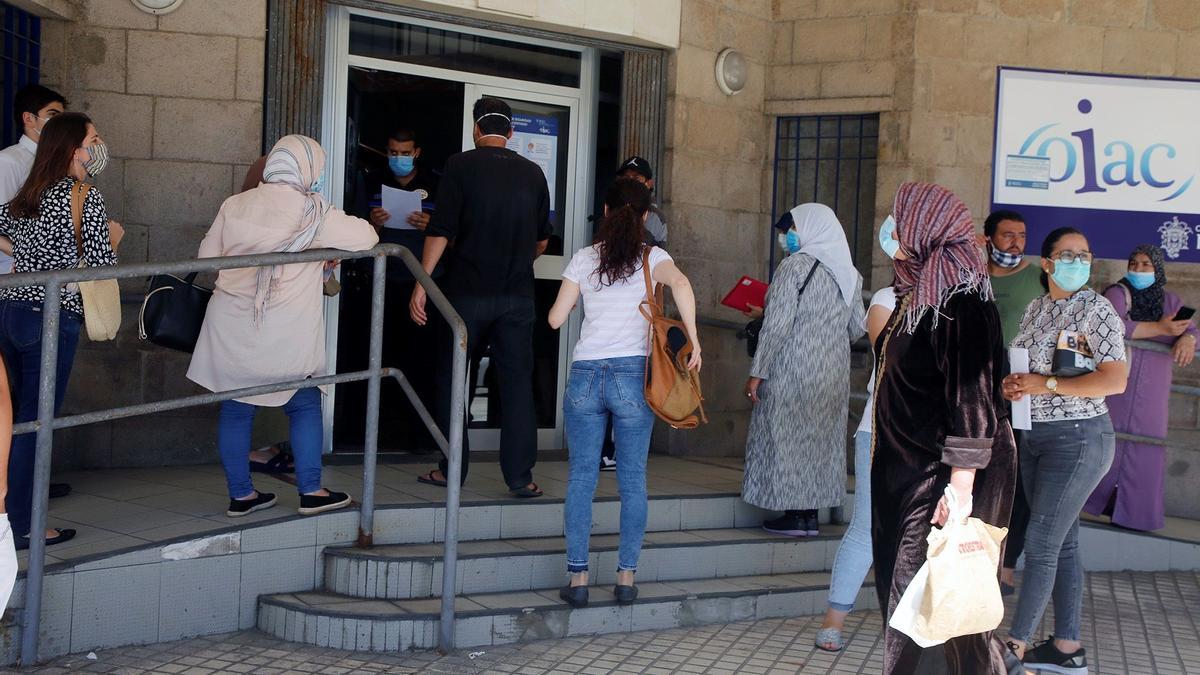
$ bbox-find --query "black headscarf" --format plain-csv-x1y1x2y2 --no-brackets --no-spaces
1116,244,1167,321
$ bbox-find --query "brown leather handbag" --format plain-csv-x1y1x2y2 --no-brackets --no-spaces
639,248,707,429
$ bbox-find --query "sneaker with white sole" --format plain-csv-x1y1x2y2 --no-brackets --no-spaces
1023,637,1088,674
298,490,352,516
599,456,617,472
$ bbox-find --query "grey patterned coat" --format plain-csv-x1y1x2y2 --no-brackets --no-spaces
742,252,865,511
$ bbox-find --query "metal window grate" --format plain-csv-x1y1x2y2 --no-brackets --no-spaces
1,1,41,147
769,114,879,278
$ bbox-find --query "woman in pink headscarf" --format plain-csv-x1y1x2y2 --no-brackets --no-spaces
871,182,1018,673
188,135,378,519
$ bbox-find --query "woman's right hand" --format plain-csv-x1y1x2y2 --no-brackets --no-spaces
1159,317,1192,337
742,304,764,320
744,376,763,404
686,345,702,372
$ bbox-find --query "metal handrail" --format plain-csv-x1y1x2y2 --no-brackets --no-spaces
0,243,468,664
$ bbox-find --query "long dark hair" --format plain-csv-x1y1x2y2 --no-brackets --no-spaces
593,177,651,287
1039,226,1086,291
9,112,91,220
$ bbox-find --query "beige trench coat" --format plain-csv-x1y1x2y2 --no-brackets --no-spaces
186,184,379,406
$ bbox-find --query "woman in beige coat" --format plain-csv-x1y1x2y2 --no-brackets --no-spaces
188,135,378,518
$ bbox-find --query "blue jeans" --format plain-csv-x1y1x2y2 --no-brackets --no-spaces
563,357,654,573
827,430,873,611
1009,414,1115,643
218,387,324,498
0,300,81,538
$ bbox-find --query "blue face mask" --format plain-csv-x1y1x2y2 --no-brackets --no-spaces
878,215,899,259
777,229,801,254
389,155,415,177
1126,271,1156,291
310,173,325,194
1050,260,1091,293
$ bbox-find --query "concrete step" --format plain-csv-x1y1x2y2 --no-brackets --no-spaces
323,526,847,599
258,571,877,652
362,494,785,546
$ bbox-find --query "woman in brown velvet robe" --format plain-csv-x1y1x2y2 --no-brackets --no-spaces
870,182,1019,674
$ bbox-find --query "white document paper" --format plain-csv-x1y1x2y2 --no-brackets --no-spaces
381,185,423,230
1008,347,1032,431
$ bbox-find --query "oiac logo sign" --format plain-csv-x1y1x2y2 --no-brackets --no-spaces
1018,98,1195,202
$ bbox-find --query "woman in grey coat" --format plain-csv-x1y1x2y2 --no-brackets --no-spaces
743,203,865,536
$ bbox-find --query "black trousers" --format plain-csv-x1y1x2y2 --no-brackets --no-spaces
1003,436,1031,568
435,293,537,489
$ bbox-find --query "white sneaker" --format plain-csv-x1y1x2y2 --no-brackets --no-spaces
599,456,617,472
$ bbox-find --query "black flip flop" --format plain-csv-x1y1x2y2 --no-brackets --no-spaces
250,449,294,474
417,471,448,487
509,483,543,499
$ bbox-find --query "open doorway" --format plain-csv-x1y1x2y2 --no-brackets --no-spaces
333,67,463,453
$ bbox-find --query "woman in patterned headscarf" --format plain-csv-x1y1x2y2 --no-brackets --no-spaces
188,135,378,519
1084,244,1197,531
871,182,1018,674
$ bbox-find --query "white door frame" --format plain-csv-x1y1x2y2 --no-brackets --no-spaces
319,4,598,453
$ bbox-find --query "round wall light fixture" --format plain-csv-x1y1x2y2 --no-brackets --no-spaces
130,0,185,15
715,48,748,96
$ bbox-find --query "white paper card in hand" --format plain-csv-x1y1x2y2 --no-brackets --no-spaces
1008,347,1032,431
0,515,17,613
381,185,423,230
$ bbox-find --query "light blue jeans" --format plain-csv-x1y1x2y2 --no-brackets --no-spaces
218,387,324,498
827,430,873,611
1009,414,1115,643
563,357,654,574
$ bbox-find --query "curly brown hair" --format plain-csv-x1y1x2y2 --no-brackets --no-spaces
593,177,651,287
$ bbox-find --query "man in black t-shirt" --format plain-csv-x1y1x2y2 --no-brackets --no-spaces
409,98,551,497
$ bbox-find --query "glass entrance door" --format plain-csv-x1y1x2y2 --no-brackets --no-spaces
459,85,583,451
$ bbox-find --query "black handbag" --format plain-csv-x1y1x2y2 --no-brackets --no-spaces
744,261,820,358
138,273,213,353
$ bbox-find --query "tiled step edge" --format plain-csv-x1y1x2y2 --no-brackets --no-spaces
322,527,847,599
258,572,878,652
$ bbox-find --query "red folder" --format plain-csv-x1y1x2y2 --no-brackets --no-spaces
720,276,768,312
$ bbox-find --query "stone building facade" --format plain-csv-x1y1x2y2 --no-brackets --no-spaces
7,0,1200,518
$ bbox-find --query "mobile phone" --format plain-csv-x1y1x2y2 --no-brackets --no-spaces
1175,306,1196,321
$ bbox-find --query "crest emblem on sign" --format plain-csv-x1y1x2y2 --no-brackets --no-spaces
1159,216,1192,259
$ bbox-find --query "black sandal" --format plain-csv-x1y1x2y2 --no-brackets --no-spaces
249,446,294,474
417,471,448,487
509,483,543,499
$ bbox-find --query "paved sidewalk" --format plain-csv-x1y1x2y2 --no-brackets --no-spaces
34,571,1200,674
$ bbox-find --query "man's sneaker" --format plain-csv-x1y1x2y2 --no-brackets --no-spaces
227,492,277,518
1023,637,1088,674
599,455,617,472
763,512,807,536
298,490,353,516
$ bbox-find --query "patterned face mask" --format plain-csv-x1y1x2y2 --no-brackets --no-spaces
990,246,1022,268
84,143,110,177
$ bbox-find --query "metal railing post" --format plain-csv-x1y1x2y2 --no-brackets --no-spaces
357,253,387,547
21,284,62,666
438,302,468,653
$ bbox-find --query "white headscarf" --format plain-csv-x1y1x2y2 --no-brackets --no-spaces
254,134,332,324
788,203,858,307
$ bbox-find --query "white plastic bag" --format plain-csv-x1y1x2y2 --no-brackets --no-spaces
0,515,17,611
889,487,1008,646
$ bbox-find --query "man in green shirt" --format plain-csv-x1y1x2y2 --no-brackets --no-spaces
986,209,1043,345
984,208,1043,597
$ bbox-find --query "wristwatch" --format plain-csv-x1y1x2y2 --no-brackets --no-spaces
1046,376,1059,393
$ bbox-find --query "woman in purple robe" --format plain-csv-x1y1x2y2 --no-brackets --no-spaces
1084,244,1197,531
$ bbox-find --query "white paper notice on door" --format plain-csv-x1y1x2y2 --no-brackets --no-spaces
1008,347,1032,431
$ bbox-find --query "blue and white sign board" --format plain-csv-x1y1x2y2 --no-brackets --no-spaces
992,67,1200,261
507,114,558,215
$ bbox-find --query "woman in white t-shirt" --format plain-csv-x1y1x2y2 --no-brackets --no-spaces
548,178,700,609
